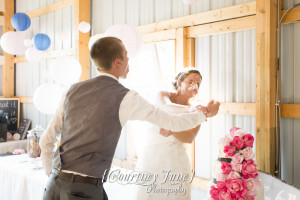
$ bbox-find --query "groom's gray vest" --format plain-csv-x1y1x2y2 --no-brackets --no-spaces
56,76,129,178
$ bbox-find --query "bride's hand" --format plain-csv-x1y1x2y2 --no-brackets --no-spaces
191,105,209,116
159,128,173,137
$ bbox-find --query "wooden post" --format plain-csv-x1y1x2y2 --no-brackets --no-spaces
255,0,277,175
175,28,188,72
74,0,90,81
2,0,14,97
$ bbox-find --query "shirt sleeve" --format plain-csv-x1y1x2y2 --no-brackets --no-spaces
39,92,66,176
119,90,206,131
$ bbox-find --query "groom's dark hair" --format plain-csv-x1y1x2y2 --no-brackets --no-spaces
90,37,124,71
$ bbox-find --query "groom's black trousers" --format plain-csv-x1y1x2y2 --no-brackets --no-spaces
43,169,108,200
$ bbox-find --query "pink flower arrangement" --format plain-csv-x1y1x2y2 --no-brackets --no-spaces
209,127,261,200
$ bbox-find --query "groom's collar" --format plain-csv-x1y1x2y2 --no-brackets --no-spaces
99,72,118,81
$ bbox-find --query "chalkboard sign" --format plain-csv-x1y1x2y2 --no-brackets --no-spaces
0,98,20,133
19,119,32,140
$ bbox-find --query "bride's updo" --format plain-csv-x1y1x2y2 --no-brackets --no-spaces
172,69,202,90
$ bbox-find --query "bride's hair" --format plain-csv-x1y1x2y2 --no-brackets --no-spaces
172,69,202,90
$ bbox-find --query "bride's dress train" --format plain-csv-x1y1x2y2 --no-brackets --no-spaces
134,106,193,200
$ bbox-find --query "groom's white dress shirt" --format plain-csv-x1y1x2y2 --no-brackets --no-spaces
40,73,207,176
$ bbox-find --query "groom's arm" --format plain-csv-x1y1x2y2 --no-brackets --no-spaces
119,90,207,132
39,92,66,176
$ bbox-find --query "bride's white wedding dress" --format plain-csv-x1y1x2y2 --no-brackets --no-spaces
134,105,193,200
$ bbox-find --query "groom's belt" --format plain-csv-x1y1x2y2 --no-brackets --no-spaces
51,168,103,185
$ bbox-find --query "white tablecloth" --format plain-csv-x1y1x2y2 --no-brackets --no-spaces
0,154,48,200
0,140,27,154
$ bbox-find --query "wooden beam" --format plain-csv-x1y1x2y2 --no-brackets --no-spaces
0,0,4,13
281,104,300,118
175,28,188,72
187,15,256,38
15,96,33,104
186,38,195,67
281,7,300,24
219,102,256,116
138,2,256,34
255,0,277,175
143,29,176,44
74,0,90,81
27,0,74,19
13,48,75,63
191,176,210,191
2,0,14,98
0,56,4,65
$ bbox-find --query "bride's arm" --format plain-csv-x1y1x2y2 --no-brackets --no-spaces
160,125,201,144
157,91,203,143
156,91,190,113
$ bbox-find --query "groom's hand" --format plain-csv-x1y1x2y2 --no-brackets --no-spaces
206,100,220,117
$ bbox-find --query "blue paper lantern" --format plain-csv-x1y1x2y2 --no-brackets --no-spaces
33,34,51,51
11,13,31,31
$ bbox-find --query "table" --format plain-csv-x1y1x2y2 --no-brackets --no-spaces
0,140,27,154
0,154,48,200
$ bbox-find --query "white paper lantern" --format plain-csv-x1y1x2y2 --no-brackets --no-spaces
24,39,33,47
88,33,105,50
105,24,143,58
56,31,68,42
25,47,43,62
0,31,26,55
50,56,82,85
33,83,64,115
182,0,198,5
78,21,91,33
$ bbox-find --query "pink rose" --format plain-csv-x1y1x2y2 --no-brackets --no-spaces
231,136,244,150
219,190,233,200
217,173,228,182
210,185,220,199
219,136,232,152
225,179,248,198
241,160,258,179
242,134,254,148
231,159,243,172
232,153,244,163
217,181,226,189
224,145,236,157
230,127,241,137
245,195,255,200
245,178,261,196
240,147,255,160
237,197,247,200
228,171,242,179
221,162,232,174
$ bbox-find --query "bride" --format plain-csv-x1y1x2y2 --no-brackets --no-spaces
134,69,219,200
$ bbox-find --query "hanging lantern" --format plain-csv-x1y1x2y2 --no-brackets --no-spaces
25,47,43,63
11,13,31,31
89,33,105,50
33,83,64,115
50,56,82,85
32,33,51,51
0,31,27,55
78,21,91,33
24,39,33,47
105,24,143,59
182,0,198,5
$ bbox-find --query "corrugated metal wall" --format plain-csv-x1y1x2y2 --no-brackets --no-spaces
15,0,74,129
281,0,300,189
194,29,256,179
11,0,299,188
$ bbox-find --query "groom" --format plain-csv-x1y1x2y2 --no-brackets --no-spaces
40,37,220,200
